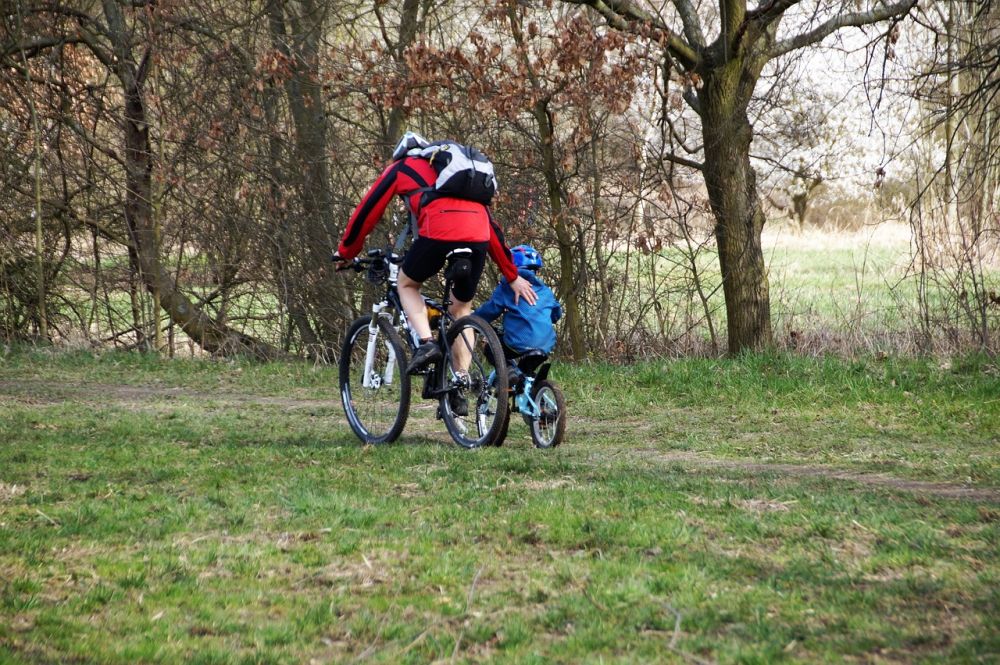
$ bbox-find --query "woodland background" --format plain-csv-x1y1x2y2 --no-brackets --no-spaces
1,0,997,361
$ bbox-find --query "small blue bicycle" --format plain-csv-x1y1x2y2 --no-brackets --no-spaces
490,341,566,448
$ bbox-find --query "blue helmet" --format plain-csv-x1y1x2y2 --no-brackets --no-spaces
511,244,543,270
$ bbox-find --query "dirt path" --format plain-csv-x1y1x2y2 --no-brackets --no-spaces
629,449,1000,502
0,379,327,410
3,379,998,503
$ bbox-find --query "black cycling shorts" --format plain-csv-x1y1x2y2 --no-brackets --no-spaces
401,238,488,303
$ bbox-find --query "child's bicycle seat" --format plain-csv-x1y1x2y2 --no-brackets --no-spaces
503,349,547,394
509,349,548,375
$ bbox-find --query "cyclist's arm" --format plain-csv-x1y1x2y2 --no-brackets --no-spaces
337,161,404,260
473,286,506,323
547,287,563,322
483,209,537,306
485,212,519,283
487,240,536,307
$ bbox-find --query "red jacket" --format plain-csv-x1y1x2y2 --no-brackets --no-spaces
337,157,519,282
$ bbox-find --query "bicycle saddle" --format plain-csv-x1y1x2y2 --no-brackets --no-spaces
512,349,548,374
444,248,473,281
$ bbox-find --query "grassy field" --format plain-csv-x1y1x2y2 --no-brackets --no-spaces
765,226,917,335
594,222,981,357
1,348,998,663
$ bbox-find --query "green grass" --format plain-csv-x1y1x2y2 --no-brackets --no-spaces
767,243,913,327
1,348,998,663
615,224,997,352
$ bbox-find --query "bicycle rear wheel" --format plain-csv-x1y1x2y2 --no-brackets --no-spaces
528,379,566,448
339,315,410,444
439,315,508,448
494,406,511,447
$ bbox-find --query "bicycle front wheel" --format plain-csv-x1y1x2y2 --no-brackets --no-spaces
339,315,410,444
439,315,508,448
529,379,566,449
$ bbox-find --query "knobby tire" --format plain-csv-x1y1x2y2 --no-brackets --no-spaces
339,315,410,444
439,315,508,448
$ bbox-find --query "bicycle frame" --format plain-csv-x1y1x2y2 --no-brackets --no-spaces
356,249,461,394
515,375,542,416
339,236,509,447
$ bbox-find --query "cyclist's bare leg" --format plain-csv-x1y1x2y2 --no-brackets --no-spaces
449,296,473,373
398,270,431,340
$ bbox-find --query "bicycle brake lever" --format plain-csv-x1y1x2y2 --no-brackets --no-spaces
335,257,363,272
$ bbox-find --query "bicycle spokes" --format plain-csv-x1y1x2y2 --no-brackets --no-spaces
339,316,410,445
439,315,508,448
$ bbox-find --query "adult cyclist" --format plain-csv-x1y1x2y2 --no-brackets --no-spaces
332,132,537,377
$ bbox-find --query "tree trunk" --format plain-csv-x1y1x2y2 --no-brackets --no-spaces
17,1,47,340
264,0,322,354
102,1,279,359
699,65,773,354
382,0,422,154
533,101,586,360
266,0,350,351
591,135,611,349
30,94,47,341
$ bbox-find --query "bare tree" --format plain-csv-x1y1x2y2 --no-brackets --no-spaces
1,1,279,357
908,0,999,353
562,0,916,353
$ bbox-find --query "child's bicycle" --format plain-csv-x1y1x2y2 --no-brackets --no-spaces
491,341,566,448
336,244,509,448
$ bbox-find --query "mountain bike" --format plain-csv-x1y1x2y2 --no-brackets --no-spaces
337,245,508,448
492,344,566,448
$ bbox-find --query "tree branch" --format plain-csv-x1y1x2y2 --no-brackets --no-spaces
562,0,700,70
682,86,701,115
746,0,801,27
662,151,704,171
63,116,125,165
664,114,701,154
672,0,705,48
76,27,117,75
720,0,747,46
135,46,151,86
770,0,917,59
1,36,86,60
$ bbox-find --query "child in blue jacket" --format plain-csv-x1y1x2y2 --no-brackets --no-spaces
474,245,562,356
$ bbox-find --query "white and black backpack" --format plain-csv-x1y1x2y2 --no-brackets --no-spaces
403,141,498,207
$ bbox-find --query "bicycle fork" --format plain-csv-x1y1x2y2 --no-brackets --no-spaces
362,305,397,389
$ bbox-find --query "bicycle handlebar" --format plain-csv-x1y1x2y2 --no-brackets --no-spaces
334,258,365,273
333,248,403,274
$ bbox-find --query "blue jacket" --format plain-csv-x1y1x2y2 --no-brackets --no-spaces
474,268,562,354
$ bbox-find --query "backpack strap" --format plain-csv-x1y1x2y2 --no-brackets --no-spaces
393,220,412,254
398,163,430,189
397,163,434,240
